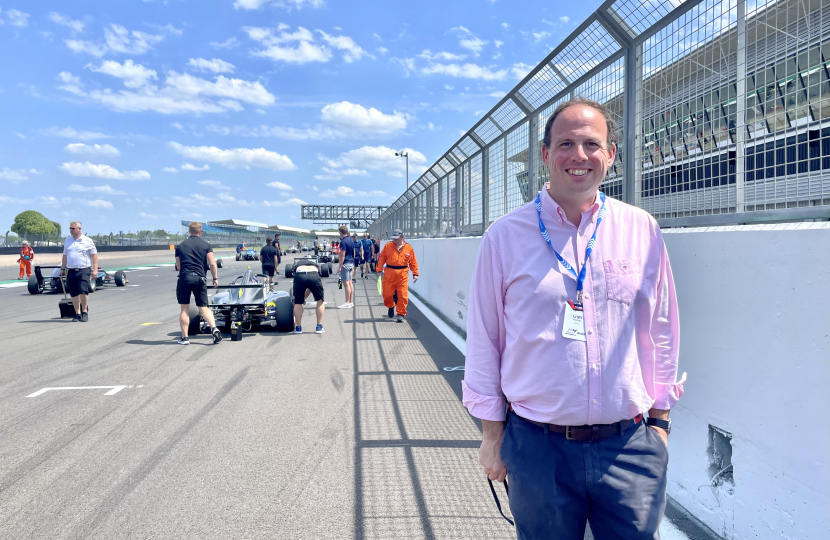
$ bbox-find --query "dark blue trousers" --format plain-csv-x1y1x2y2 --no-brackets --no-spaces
501,410,668,540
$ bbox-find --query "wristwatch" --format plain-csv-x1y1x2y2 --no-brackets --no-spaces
646,417,671,434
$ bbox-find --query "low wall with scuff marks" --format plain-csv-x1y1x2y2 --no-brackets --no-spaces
406,223,829,540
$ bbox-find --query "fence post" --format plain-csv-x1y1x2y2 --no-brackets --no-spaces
528,113,540,201
623,43,643,206
482,146,490,228
736,0,746,213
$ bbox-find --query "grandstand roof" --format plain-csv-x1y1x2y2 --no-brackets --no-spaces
211,219,269,228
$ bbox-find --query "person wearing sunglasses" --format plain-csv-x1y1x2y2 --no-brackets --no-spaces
60,221,98,322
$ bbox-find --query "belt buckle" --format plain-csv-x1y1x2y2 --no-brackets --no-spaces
565,426,574,440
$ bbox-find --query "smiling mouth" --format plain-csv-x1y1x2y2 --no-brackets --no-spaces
565,168,591,177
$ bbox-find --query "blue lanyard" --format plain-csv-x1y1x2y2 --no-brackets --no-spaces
535,191,607,305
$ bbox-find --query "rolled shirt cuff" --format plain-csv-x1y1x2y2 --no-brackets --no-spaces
652,371,687,410
461,380,506,422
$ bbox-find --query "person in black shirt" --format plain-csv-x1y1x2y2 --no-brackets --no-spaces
274,234,282,274
291,256,325,334
174,221,222,345
259,237,279,290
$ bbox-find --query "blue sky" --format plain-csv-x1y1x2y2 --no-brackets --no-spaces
0,0,597,234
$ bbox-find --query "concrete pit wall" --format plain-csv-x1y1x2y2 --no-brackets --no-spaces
405,223,829,540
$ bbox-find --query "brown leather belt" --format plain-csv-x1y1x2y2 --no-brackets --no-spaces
520,414,643,442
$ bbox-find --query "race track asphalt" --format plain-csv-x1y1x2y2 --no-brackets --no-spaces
0,253,513,540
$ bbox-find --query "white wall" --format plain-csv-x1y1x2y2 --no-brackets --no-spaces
407,223,830,540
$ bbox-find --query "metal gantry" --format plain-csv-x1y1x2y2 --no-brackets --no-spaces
301,205,388,230
368,0,830,240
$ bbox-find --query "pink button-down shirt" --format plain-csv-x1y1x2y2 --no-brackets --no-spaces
462,189,685,425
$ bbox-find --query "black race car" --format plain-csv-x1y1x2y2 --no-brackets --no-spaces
283,255,333,278
27,265,128,295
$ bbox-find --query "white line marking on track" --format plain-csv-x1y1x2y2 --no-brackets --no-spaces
27,385,130,398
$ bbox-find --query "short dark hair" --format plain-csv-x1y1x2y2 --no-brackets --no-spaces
338,225,348,235
542,97,618,149
266,237,272,245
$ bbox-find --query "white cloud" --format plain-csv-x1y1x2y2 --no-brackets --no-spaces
86,199,114,208
139,212,161,219
210,37,240,49
320,101,406,134
378,46,389,55
322,146,427,179
68,184,126,194
234,0,324,10
559,16,570,23
262,197,307,207
489,91,506,98
418,50,466,61
320,186,388,198
197,180,231,190
5,9,29,27
88,59,157,88
317,30,372,62
0,195,31,205
60,162,151,180
65,143,120,157
533,31,552,43
42,126,110,140
422,63,507,81
245,25,369,64
164,167,179,173
495,40,504,48
0,168,31,182
511,62,533,80
168,141,296,170
49,12,84,34
13,132,26,139
187,58,235,73
452,27,487,55
181,163,210,171
266,181,293,190
65,24,164,57
61,62,275,114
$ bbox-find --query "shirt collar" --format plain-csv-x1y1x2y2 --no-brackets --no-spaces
540,189,601,227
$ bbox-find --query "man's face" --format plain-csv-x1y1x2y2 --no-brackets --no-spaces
392,236,404,247
541,105,616,203
69,225,82,239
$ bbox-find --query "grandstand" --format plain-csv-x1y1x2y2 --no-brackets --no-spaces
179,219,316,248
368,0,829,239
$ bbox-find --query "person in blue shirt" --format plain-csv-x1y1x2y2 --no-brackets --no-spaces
236,240,245,254
360,233,374,279
336,225,357,309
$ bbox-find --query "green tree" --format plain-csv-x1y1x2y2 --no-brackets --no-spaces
51,221,62,236
11,211,57,236
152,229,167,237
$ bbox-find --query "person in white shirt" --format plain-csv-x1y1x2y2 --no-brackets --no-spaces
61,220,98,322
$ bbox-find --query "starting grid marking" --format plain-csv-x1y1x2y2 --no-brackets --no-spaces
26,385,144,398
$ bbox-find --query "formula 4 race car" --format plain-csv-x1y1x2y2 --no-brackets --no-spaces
27,265,128,295
236,248,258,261
188,267,294,340
283,255,333,278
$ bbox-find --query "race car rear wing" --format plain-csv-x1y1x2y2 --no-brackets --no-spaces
206,279,271,308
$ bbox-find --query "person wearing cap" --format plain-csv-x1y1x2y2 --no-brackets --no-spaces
377,229,419,323
17,240,34,280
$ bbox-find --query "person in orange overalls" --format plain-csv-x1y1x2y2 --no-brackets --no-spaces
377,228,419,323
18,240,34,280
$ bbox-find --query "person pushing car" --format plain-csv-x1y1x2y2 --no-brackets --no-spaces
18,240,34,280
378,228,419,323
259,237,278,291
175,221,222,346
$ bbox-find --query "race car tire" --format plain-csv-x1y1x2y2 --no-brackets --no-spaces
54,278,64,293
114,271,126,287
333,254,339,263
188,304,201,335
27,275,42,295
275,296,293,332
216,259,223,269
88,277,97,293
321,264,329,278
96,275,105,287
327,262,333,275
284,263,293,278
236,254,241,261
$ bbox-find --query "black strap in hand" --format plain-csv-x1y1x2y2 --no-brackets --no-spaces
487,477,514,526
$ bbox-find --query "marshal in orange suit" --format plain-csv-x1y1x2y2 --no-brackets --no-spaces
377,228,419,322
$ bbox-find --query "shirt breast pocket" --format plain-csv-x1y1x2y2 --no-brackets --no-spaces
603,259,644,305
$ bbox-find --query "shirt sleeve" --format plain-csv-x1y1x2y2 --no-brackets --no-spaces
649,226,685,410
462,232,508,421
408,246,419,276
86,238,98,255
378,243,387,269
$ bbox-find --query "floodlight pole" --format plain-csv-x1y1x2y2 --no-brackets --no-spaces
395,151,409,190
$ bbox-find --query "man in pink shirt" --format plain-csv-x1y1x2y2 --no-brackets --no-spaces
464,97,685,539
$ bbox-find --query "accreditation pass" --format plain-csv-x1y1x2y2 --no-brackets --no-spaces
562,300,586,341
